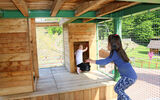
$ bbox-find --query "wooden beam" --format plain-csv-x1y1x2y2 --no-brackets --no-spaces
75,0,114,17
97,1,139,17
36,22,59,27
83,18,95,23
51,0,65,16
59,18,70,26
83,1,139,23
117,0,160,4
63,18,78,24
11,0,29,17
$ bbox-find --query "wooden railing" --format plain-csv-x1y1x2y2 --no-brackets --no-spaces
130,58,160,69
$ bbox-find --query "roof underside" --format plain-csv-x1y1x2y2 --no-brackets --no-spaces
0,0,160,23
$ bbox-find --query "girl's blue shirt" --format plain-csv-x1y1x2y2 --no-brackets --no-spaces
96,50,137,79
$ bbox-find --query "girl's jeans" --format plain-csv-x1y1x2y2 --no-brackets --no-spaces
114,76,136,100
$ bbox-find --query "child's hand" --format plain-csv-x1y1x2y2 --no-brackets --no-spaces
83,47,88,52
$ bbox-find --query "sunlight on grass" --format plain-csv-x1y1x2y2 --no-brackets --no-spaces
126,45,160,69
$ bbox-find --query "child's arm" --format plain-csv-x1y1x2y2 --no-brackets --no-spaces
86,57,113,66
95,57,113,65
83,47,88,52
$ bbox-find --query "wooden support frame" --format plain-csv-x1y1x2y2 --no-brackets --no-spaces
11,0,29,17
83,1,139,23
97,1,139,17
63,18,78,24
28,18,39,78
75,0,114,16
36,22,59,27
51,0,66,16
117,0,160,4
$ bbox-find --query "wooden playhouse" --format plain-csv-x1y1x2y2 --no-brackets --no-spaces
148,38,160,55
0,0,160,100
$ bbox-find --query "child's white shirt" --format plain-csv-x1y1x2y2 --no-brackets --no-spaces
75,49,83,65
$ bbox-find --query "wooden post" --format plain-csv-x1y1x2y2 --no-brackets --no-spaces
148,61,150,69
28,18,39,78
113,17,121,82
141,61,143,68
156,62,158,69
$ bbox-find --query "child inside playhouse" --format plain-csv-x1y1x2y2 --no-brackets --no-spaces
75,44,90,74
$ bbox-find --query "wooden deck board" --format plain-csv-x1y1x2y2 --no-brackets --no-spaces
0,66,115,100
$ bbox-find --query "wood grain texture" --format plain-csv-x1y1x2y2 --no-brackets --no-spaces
0,42,28,48
0,67,116,100
51,0,66,16
0,18,34,96
11,0,29,16
0,70,32,78
75,0,113,16
0,19,27,33
99,86,106,100
117,0,160,3
74,90,83,100
84,89,92,100
67,23,97,72
96,1,139,17
10,85,116,100
36,22,59,27
0,61,31,72
0,53,31,62
0,47,29,54
63,24,70,71
0,75,32,82
29,18,39,78
83,1,139,22
0,85,33,96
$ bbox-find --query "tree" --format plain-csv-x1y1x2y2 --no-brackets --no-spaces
98,21,114,40
98,24,107,40
133,20,154,43
47,26,63,35
122,16,134,38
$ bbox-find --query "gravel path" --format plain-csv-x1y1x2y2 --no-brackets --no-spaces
126,67,160,100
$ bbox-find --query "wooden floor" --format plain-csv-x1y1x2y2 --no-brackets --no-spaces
0,66,116,100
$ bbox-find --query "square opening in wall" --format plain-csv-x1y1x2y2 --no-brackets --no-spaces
74,41,89,71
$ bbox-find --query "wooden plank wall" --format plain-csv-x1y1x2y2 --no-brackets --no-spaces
0,18,34,96
14,85,117,100
63,23,97,72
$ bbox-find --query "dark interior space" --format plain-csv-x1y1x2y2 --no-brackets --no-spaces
74,41,89,71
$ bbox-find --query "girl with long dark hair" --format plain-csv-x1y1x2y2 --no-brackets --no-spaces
86,34,137,100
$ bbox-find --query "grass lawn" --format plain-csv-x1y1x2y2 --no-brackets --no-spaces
126,45,160,69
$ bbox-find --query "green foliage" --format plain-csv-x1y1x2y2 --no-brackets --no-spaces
98,21,114,40
47,26,63,35
134,20,154,42
122,16,135,38
98,9,160,43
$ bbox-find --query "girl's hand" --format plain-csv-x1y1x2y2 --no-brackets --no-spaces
85,59,96,64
